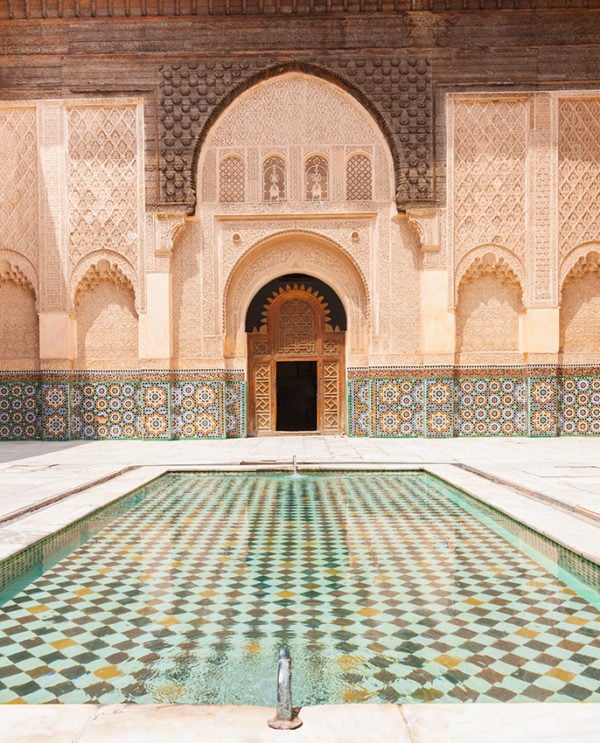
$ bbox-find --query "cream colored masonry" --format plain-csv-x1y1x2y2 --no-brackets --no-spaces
1,80,600,371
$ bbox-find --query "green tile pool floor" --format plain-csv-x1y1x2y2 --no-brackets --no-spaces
0,471,599,705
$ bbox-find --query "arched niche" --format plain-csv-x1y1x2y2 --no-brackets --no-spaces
223,232,369,365
0,258,39,370
74,260,138,369
196,71,395,205
560,250,600,355
456,252,524,361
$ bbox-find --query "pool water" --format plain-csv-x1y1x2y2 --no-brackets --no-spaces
0,471,599,705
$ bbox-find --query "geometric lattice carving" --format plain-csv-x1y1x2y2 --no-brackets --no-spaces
276,300,317,355
67,106,139,266
453,99,527,260
263,156,287,202
323,360,340,433
346,154,372,201
0,108,38,267
559,98,600,259
219,156,245,203
305,155,328,201
254,363,271,434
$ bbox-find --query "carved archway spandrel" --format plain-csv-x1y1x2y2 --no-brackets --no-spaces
159,59,433,210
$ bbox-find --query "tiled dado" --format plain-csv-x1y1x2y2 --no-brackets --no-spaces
348,375,589,438
0,380,246,440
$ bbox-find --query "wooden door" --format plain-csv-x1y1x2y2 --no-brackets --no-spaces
247,285,345,435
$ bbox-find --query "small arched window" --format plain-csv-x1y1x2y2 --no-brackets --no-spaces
305,155,329,201
219,156,245,203
346,154,372,200
263,156,287,202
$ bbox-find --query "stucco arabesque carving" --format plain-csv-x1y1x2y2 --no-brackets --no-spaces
456,246,524,305
158,58,433,209
218,223,372,281
223,234,370,358
0,249,38,305
153,212,187,271
404,209,443,268
71,250,138,313
224,229,370,310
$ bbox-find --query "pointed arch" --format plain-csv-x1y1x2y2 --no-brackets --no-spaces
560,249,600,354
74,259,138,369
223,232,369,362
190,62,399,208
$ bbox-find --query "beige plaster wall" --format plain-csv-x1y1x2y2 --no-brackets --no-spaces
456,275,522,362
76,281,138,369
0,281,39,370
172,222,204,367
560,272,600,354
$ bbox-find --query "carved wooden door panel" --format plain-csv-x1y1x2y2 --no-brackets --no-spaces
247,285,345,435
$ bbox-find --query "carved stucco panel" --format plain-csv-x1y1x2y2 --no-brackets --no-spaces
0,106,38,271
159,59,433,207
223,236,370,361
67,102,145,277
216,221,373,286
208,75,383,149
452,97,527,261
559,98,600,262
448,95,528,306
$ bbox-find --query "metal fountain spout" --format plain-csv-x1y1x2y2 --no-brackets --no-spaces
267,648,302,730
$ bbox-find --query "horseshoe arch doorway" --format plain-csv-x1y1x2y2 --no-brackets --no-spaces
246,275,346,435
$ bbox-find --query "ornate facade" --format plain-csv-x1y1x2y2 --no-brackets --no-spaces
1,4,600,438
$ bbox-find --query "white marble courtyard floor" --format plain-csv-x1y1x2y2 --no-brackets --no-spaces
0,436,599,742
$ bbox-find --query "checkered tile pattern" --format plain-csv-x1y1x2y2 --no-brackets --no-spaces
0,473,598,706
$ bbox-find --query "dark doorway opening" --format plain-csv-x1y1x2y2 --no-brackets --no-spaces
276,361,317,431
